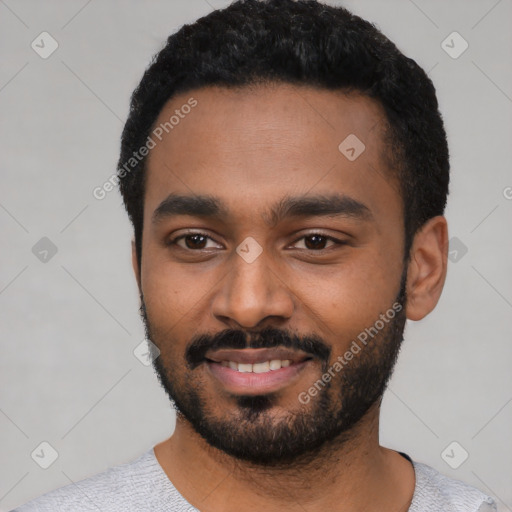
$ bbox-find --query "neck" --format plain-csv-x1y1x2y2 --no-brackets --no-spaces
154,401,415,511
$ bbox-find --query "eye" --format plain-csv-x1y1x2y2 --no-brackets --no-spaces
171,233,223,250
291,233,344,251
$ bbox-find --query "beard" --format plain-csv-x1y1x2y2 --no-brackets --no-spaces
141,275,407,468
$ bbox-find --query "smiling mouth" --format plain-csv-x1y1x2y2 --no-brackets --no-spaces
204,347,315,394
205,357,312,373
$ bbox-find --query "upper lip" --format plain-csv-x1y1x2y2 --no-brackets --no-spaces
205,347,312,365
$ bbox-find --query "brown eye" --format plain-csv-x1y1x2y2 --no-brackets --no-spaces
182,234,208,249
304,235,329,250
171,233,222,250
292,234,341,251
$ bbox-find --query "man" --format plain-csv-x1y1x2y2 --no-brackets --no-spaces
14,0,498,510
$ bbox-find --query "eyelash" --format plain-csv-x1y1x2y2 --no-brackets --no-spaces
168,231,347,252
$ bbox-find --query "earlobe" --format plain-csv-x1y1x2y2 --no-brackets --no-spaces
405,216,448,321
131,239,142,293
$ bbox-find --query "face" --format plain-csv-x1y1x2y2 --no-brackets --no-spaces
136,84,408,466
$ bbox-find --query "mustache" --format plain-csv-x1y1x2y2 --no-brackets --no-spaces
186,326,331,369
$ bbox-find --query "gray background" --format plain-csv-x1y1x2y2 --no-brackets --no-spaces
1,0,511,510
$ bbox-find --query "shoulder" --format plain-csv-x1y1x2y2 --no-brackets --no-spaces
409,460,497,512
11,449,195,512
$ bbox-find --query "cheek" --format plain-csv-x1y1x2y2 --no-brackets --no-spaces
141,258,198,324
291,257,402,344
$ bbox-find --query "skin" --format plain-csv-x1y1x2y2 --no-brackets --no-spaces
131,83,448,511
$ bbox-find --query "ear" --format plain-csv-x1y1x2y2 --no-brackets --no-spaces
131,239,142,294
405,216,448,321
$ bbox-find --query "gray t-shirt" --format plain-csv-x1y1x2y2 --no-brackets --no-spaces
12,448,497,511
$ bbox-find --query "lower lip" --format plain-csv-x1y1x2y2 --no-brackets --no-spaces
206,360,311,395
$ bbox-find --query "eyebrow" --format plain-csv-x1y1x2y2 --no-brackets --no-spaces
152,192,373,227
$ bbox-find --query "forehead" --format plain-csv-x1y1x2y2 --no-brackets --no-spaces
143,83,400,228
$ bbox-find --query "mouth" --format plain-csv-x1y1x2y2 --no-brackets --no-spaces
204,347,315,395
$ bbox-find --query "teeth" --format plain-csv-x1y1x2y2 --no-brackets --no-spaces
219,359,293,373
253,361,270,373
269,359,282,370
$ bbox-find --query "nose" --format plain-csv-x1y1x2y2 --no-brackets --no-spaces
211,248,295,329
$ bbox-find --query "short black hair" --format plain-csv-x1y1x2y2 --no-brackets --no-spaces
118,0,449,268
